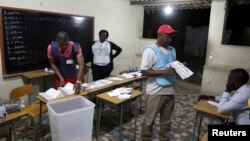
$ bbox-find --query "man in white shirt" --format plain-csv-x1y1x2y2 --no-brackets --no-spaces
141,24,177,141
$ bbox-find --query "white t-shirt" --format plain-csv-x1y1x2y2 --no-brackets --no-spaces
92,41,111,66
140,44,175,95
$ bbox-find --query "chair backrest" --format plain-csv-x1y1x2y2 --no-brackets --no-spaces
10,85,32,102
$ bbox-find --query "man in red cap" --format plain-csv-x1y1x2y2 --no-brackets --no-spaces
140,24,177,141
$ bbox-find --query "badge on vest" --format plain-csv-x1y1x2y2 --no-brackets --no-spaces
66,59,73,64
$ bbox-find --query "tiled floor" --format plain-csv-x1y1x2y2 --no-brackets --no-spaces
7,85,217,141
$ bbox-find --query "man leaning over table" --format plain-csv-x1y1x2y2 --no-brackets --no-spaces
47,31,84,94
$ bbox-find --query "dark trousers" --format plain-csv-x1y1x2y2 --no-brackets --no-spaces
92,63,112,81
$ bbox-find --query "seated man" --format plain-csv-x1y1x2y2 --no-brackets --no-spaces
217,68,250,125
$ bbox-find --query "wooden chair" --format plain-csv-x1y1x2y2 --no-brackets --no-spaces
10,84,47,140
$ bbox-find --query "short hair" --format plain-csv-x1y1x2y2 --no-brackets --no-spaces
99,30,109,38
230,68,249,85
56,31,69,41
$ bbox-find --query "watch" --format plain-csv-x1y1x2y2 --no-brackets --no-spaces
76,80,81,84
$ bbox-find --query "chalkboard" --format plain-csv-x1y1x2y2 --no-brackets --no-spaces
0,7,94,77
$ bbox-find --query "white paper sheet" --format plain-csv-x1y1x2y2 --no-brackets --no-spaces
58,82,74,95
207,100,219,107
171,61,193,79
38,88,63,100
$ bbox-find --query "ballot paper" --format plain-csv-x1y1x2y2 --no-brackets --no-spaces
38,88,63,101
120,73,135,79
108,87,133,99
118,94,131,99
98,79,113,85
81,79,113,90
207,100,219,107
107,77,124,81
58,82,75,95
129,71,142,77
170,61,193,79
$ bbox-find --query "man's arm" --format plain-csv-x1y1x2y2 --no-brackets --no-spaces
140,47,175,77
110,42,122,59
141,68,175,77
74,54,84,94
49,58,64,86
76,55,84,83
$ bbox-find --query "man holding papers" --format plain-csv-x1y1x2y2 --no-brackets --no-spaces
47,31,84,94
140,24,178,141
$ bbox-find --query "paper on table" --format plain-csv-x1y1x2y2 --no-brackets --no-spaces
107,77,124,81
107,87,133,98
38,88,63,101
171,61,193,79
118,94,131,99
98,79,113,85
58,82,74,95
120,73,135,79
207,100,219,107
129,72,142,77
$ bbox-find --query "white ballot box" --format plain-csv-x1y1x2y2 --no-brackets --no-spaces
47,96,95,141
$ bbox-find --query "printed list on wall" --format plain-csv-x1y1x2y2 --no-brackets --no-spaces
1,8,94,76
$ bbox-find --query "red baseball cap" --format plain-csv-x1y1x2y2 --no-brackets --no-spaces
157,24,176,34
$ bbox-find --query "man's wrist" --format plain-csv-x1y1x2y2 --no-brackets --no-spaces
76,80,81,84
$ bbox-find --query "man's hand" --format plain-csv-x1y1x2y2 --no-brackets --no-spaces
74,82,81,94
59,78,65,87
225,81,236,93
163,67,175,75
182,62,188,67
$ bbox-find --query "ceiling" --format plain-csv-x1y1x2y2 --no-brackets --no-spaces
130,0,250,10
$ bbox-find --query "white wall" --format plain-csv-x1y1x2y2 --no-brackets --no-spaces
201,0,250,95
0,0,144,99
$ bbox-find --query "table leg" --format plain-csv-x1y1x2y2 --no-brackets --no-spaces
119,104,124,141
43,77,46,92
197,115,203,141
39,100,42,138
134,99,138,140
192,112,199,141
12,121,16,141
96,100,102,141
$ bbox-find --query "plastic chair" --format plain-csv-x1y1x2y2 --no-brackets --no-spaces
10,84,47,140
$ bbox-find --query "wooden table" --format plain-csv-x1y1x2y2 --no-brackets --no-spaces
200,131,208,141
0,110,28,141
96,90,142,140
192,100,229,141
22,70,54,91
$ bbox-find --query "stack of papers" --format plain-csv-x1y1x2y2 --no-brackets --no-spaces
58,82,75,95
81,79,113,90
107,77,124,81
38,88,63,101
98,79,113,85
171,61,193,79
120,73,135,79
108,87,133,99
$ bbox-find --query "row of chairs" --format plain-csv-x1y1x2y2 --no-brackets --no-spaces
1,85,47,140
